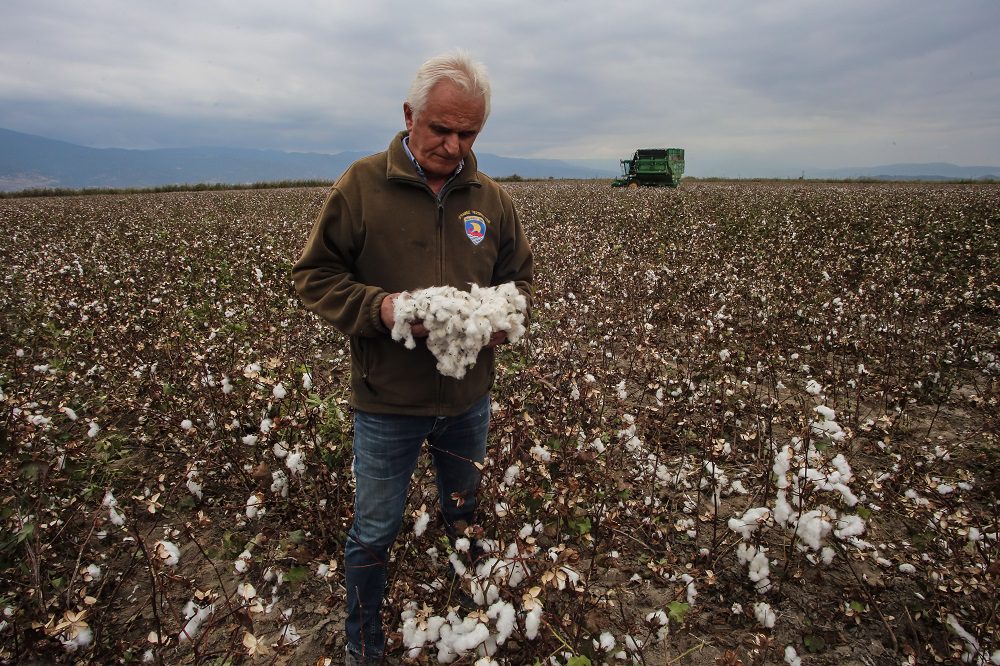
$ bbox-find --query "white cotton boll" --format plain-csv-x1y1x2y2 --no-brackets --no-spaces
805,379,823,395
529,445,551,462
222,376,234,394
795,510,832,551
814,405,836,421
946,614,983,662
489,600,516,644
454,537,471,553
753,602,776,629
899,563,916,574
728,507,770,539
271,470,289,497
273,440,289,458
773,491,793,525
272,383,287,399
834,514,866,540
524,604,543,640
154,540,180,567
103,491,117,507
237,582,257,600
772,446,792,489
719,349,731,362
87,421,100,438
624,634,644,652
449,552,467,576
832,483,859,506
392,284,528,379
179,604,215,643
62,406,79,421
597,631,616,652
86,563,102,581
474,657,499,666
615,379,627,400
61,626,93,652
285,449,305,476
241,434,258,446
302,372,313,390
831,455,853,481
185,470,203,500
180,419,193,430
414,510,431,537
784,645,802,666
452,622,490,653
646,610,668,626
259,418,272,433
109,505,126,526
821,547,836,565
503,464,520,486
245,492,263,519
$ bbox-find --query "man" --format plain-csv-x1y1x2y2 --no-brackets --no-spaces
292,51,533,664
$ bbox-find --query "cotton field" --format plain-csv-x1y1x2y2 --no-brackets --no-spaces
1,181,998,665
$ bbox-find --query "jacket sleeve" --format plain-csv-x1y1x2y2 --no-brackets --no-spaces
292,187,389,337
491,188,535,317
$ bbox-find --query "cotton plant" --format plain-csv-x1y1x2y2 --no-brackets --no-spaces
391,283,528,379
725,400,868,638
102,491,126,527
397,537,549,661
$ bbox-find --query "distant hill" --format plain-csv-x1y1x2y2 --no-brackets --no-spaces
807,162,999,181
0,128,614,192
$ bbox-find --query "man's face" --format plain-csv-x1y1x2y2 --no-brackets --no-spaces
404,81,486,181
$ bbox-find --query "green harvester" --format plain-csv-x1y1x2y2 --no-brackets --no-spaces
612,148,685,188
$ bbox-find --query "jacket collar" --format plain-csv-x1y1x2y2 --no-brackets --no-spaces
386,131,481,189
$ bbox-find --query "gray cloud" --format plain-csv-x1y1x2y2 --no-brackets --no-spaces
2,0,998,176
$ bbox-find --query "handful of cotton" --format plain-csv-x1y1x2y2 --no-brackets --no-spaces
391,283,528,379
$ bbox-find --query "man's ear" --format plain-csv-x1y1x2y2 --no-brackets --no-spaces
403,102,414,131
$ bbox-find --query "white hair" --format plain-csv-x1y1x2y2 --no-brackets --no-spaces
407,50,491,121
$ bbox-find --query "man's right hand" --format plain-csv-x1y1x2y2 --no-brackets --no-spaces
381,293,428,337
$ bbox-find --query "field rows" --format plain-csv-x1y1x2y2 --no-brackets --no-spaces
1,181,998,664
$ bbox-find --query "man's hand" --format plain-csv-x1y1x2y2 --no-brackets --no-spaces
487,331,507,347
381,293,428,337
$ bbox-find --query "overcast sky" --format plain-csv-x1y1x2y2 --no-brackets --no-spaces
2,1,998,176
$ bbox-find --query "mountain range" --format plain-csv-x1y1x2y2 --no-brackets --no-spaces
0,128,614,192
1,127,997,192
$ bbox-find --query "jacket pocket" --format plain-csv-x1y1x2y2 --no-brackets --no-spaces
353,336,378,396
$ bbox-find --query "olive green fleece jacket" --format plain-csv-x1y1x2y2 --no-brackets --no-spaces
292,131,534,416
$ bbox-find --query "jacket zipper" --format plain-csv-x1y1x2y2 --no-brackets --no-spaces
435,196,445,412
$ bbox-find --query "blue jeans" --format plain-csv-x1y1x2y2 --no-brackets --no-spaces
344,394,491,659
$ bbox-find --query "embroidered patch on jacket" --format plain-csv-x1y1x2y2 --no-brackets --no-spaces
462,212,489,245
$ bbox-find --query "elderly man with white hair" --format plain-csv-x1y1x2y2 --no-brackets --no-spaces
293,51,534,664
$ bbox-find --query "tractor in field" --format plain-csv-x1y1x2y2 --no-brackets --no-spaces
612,148,685,188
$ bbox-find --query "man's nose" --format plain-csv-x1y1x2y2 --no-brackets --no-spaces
443,132,461,155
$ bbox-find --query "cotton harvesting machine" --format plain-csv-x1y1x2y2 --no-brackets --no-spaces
612,148,685,188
